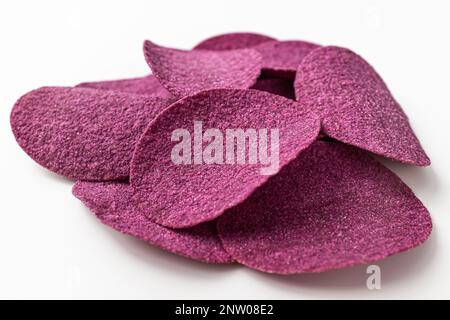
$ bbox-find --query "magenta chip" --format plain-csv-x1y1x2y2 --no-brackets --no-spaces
217,141,432,274
73,181,232,264
295,46,430,166
76,75,174,100
130,89,320,228
10,87,171,180
193,32,276,50
143,40,262,98
254,40,320,78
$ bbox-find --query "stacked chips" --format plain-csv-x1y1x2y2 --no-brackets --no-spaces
10,33,432,274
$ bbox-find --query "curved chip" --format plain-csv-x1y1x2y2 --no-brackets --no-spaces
250,77,295,100
73,181,232,264
295,46,430,166
130,89,320,228
10,87,171,180
143,40,262,98
193,32,276,50
76,75,174,100
217,141,432,274
254,40,320,78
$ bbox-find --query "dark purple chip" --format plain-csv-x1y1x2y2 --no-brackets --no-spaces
217,141,432,274
130,89,320,229
10,87,171,180
76,74,174,100
193,32,276,50
73,181,233,264
295,46,430,166
143,40,262,98
254,40,320,78
250,77,295,100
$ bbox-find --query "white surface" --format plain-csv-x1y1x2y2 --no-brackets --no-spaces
1,0,449,299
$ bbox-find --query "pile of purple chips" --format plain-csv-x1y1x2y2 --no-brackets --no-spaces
10,33,432,274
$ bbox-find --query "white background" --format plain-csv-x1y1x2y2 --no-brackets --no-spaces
0,0,449,299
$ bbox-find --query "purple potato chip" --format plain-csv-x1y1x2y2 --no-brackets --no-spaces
254,40,320,78
130,89,320,228
73,181,232,264
143,40,262,98
295,46,430,166
11,87,171,180
217,141,432,274
76,75,174,100
193,32,276,50
250,77,295,100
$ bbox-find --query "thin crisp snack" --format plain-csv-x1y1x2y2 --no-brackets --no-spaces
254,40,320,78
130,89,320,228
295,46,430,166
194,32,276,50
76,75,174,100
144,40,262,98
217,141,432,274
10,87,171,180
73,181,232,264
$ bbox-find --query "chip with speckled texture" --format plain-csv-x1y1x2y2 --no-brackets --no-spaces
144,40,262,98
217,141,432,274
76,74,174,100
295,46,430,166
194,32,276,50
73,181,232,264
10,86,171,180
130,89,320,229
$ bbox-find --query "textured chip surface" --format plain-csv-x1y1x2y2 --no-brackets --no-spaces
217,141,432,274
254,40,320,78
10,87,171,180
76,75,174,100
73,181,232,263
131,89,320,228
144,40,262,98
194,32,276,50
295,46,430,166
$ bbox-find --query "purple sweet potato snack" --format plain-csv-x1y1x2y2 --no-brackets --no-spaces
254,40,320,78
217,141,432,274
193,32,276,50
10,87,171,180
10,34,433,276
76,74,174,100
144,40,262,98
73,181,232,264
295,46,430,166
130,89,320,229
